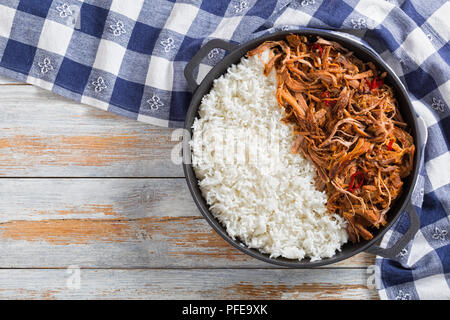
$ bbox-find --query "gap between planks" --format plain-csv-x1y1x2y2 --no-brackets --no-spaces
0,83,29,86
0,76,28,85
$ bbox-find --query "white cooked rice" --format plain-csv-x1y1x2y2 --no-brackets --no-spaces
190,53,348,261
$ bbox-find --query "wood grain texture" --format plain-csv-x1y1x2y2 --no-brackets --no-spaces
0,86,182,177
0,269,378,300
0,178,374,269
0,80,379,299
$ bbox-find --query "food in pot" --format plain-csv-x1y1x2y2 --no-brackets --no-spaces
191,50,348,261
248,34,415,242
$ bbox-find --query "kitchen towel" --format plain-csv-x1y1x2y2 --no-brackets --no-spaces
0,0,448,299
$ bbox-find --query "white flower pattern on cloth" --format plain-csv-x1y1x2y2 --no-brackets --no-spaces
208,48,220,60
109,20,126,37
432,226,448,241
431,97,446,112
351,18,367,29
301,0,316,6
146,95,164,111
56,3,73,17
398,57,409,71
397,248,408,258
395,290,411,300
234,0,249,13
38,57,54,74
161,37,175,53
92,77,107,93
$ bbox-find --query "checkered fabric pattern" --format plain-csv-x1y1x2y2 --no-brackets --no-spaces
0,0,293,127
0,0,448,299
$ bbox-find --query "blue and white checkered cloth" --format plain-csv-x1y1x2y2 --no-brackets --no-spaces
0,0,448,299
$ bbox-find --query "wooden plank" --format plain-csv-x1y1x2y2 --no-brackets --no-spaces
0,269,379,299
0,85,182,177
0,178,375,268
0,81,378,300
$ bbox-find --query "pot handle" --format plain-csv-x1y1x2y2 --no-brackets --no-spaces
366,201,420,259
184,39,238,92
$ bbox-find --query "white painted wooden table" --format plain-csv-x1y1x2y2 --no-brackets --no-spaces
0,76,378,299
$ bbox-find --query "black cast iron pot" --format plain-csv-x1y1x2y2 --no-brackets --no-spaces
182,29,424,267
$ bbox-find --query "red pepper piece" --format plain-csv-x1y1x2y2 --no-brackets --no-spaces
387,139,394,151
369,77,384,90
348,172,364,192
312,43,323,56
320,91,336,107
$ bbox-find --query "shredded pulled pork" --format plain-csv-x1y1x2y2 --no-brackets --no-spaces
248,34,415,242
